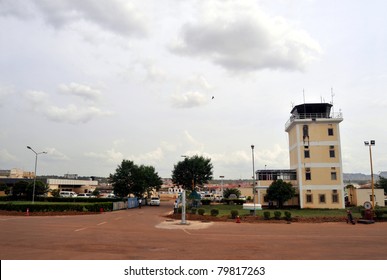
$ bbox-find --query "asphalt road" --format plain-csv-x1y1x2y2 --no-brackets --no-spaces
1,201,387,260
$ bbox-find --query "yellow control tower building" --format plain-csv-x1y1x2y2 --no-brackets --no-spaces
285,103,345,209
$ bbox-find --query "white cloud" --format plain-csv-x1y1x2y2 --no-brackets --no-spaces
170,1,321,72
32,0,148,38
171,91,209,108
24,87,112,124
85,148,124,164
170,74,213,108
0,149,18,163
58,82,101,102
45,104,112,124
142,61,167,83
0,0,35,18
183,74,213,91
44,147,70,161
0,85,14,107
130,148,164,165
24,90,50,107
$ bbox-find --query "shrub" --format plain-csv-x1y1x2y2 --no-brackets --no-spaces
274,211,282,220
263,211,271,220
210,208,219,216
191,208,197,214
374,208,384,219
201,199,211,205
198,208,205,216
230,209,239,219
284,211,292,221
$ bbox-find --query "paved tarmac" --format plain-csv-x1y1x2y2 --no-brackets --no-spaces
1,201,387,260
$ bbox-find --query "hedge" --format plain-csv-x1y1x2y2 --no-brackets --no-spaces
0,202,113,212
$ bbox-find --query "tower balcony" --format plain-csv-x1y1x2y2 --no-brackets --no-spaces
285,111,343,131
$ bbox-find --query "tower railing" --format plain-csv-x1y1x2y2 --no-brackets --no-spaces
285,112,343,130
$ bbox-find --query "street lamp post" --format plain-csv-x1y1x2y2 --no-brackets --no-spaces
219,175,224,197
251,145,256,216
27,146,47,203
364,140,375,209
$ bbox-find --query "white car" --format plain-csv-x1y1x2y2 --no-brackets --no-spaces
59,191,77,198
77,193,95,198
149,197,160,206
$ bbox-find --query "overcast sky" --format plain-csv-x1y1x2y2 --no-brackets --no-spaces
1,0,386,179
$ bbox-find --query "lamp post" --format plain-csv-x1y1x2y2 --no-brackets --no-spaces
219,175,224,197
251,145,256,216
27,146,47,203
364,140,375,209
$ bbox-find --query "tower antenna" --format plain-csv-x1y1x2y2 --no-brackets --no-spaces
303,89,307,116
331,87,335,116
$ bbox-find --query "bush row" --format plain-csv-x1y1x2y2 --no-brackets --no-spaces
188,208,239,219
0,202,113,212
0,196,122,203
199,199,246,205
263,210,292,221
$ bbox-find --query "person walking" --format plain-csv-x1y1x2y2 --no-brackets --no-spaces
138,198,142,209
346,210,355,224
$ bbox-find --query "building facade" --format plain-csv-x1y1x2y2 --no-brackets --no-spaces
255,103,345,209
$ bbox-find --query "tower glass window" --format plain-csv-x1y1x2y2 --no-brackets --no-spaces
305,168,311,180
329,146,335,158
328,128,334,136
332,191,339,203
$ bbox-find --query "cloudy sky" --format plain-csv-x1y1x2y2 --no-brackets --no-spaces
1,0,386,179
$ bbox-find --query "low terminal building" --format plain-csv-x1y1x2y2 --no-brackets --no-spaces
0,175,98,196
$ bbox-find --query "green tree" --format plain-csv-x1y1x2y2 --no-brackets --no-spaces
266,179,296,208
172,155,213,190
131,165,163,198
378,176,387,194
11,180,29,197
26,180,49,199
109,160,162,198
50,189,60,198
223,188,241,198
92,189,100,197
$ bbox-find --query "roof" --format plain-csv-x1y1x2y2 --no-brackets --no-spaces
291,103,332,116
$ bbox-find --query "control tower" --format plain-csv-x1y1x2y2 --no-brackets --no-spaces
285,103,344,208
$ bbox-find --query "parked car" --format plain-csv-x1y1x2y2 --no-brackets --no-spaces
202,194,215,201
149,197,160,206
59,191,77,198
239,195,247,201
77,193,95,198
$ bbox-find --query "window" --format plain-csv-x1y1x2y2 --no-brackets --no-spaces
328,128,334,136
305,168,311,180
331,172,337,180
306,194,313,203
329,146,335,158
319,194,326,203
304,149,310,158
332,193,339,203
